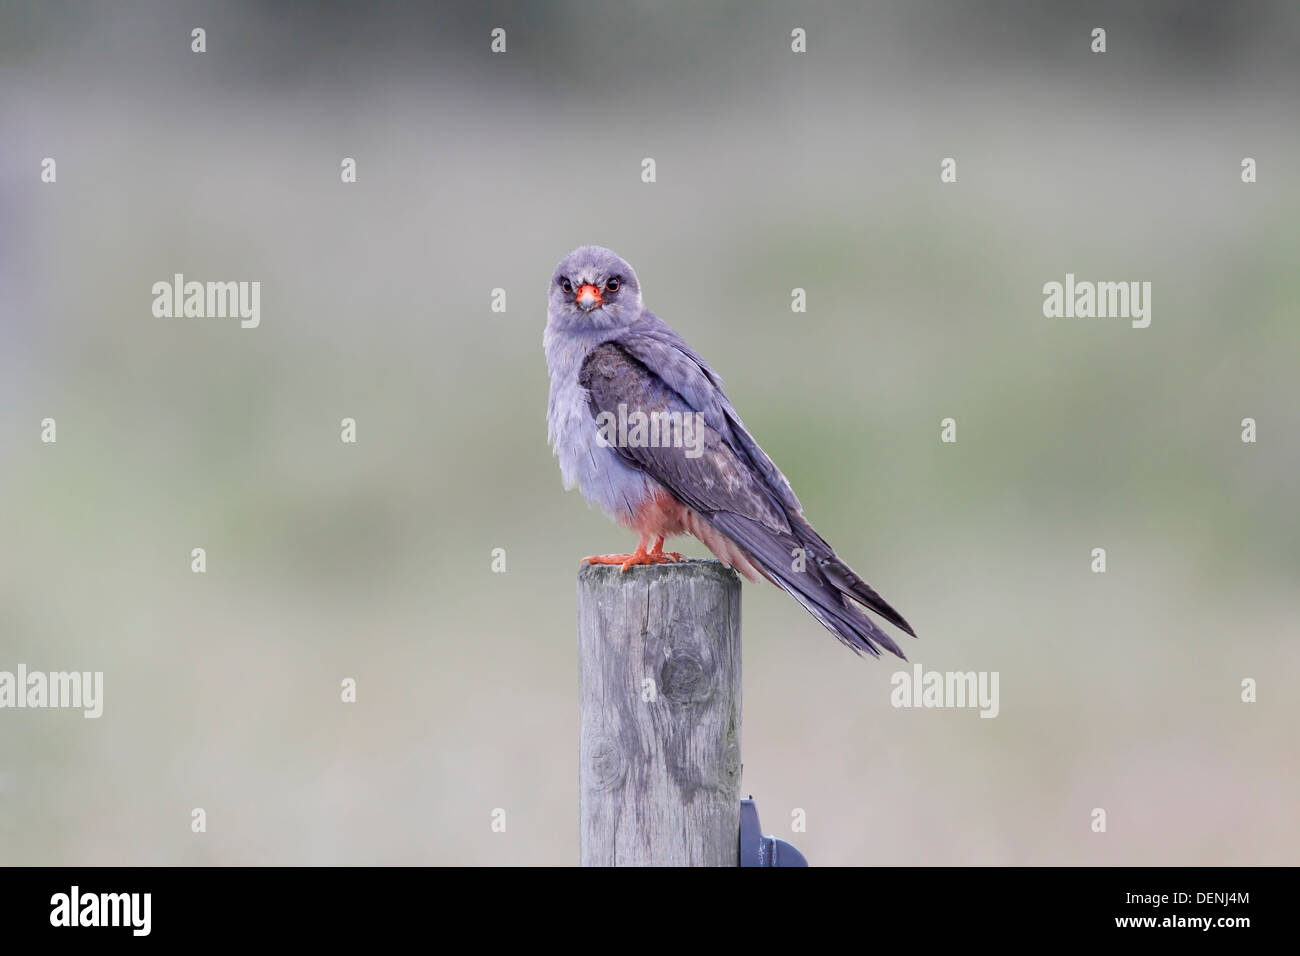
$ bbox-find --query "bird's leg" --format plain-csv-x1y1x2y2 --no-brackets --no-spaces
647,536,682,563
584,534,682,572
584,534,650,568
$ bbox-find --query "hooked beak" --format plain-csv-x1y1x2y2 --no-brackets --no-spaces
576,284,603,311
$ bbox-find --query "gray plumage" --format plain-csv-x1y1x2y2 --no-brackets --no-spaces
545,245,915,658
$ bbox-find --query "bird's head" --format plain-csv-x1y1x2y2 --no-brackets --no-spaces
548,245,643,332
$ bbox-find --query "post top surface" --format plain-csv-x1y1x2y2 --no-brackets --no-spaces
577,557,741,586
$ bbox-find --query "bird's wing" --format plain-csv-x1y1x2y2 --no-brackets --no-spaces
579,338,912,658
579,339,791,534
617,325,914,640
617,323,804,516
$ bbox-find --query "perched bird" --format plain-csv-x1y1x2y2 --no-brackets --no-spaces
545,245,915,658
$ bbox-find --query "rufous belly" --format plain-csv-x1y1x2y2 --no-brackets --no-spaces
619,488,767,582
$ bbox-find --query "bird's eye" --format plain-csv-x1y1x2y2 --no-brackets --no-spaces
605,277,620,293
559,277,573,294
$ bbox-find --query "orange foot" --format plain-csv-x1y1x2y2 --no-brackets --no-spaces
585,536,683,573
647,537,682,563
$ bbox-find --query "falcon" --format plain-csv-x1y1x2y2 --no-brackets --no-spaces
544,245,915,658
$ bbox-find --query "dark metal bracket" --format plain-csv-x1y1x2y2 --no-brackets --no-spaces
739,797,808,866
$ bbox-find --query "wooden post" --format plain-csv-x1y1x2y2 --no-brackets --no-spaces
578,558,743,866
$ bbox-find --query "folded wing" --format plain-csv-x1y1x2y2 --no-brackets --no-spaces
579,337,914,658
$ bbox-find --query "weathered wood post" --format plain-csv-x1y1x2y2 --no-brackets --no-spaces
578,559,743,866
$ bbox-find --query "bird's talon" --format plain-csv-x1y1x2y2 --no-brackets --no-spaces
593,543,683,572
584,553,638,566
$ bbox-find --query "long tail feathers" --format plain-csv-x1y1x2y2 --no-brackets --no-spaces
819,555,916,637
708,511,915,659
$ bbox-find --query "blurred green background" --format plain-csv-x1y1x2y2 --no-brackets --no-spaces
1,1,1297,865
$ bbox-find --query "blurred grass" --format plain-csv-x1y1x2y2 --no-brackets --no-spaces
1,1,1297,865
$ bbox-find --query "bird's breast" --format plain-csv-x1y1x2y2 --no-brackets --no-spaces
548,360,658,526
